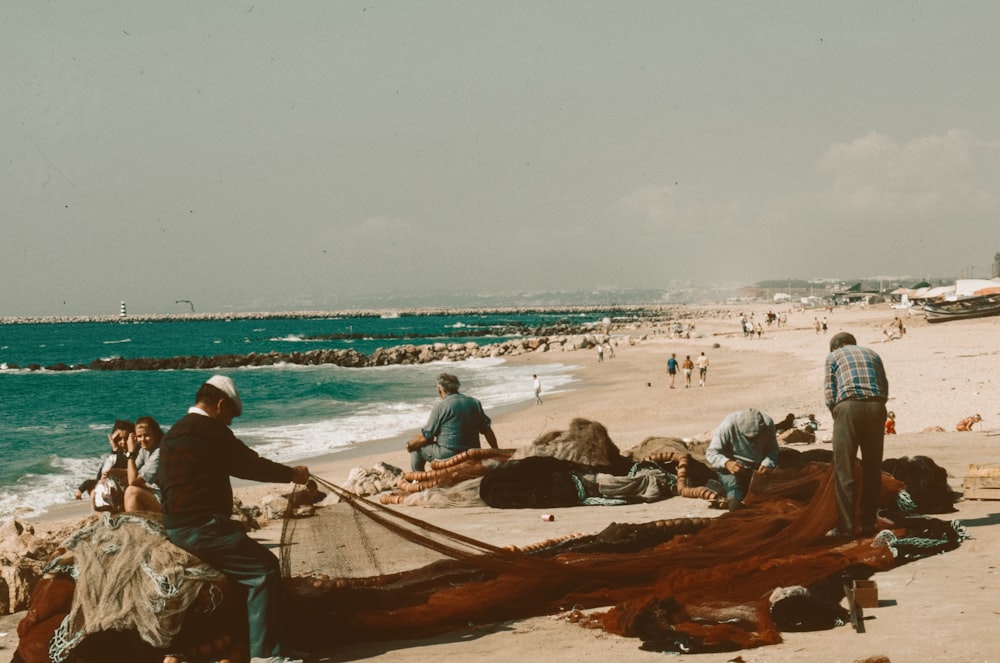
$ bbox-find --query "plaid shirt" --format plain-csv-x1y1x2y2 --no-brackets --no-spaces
824,344,889,409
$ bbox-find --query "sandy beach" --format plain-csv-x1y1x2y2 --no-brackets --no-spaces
3,303,999,663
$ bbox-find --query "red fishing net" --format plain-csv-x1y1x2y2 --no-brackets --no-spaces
281,460,964,654
14,454,962,661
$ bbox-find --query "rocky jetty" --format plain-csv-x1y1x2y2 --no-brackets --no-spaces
0,304,682,326
16,333,619,372
6,308,704,371
1,305,740,372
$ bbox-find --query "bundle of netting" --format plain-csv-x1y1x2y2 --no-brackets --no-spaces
12,435,964,660
280,461,966,654
14,513,247,663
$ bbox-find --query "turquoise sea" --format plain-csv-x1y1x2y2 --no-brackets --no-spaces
0,312,589,520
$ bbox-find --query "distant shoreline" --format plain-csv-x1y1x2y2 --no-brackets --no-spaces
0,304,694,325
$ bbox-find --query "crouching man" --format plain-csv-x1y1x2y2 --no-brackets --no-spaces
705,408,779,511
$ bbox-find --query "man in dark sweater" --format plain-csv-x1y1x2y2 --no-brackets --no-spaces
160,375,309,663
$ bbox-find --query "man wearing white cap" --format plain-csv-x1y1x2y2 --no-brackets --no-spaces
160,375,309,663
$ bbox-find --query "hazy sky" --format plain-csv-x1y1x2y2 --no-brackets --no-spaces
4,2,1000,316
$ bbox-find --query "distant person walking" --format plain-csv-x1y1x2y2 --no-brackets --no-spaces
696,351,709,386
666,353,679,389
682,355,694,388
533,374,542,405
597,343,604,363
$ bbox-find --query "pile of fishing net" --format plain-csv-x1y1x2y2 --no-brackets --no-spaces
14,513,246,663
364,418,724,509
281,458,967,654
13,417,964,660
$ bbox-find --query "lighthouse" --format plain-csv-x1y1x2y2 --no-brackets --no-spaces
119,301,127,321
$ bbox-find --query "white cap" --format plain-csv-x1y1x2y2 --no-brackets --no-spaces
205,375,243,416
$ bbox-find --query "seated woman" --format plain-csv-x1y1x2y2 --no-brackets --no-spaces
124,415,164,513
76,419,133,509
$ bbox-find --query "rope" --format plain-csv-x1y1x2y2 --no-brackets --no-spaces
581,496,628,506
504,517,714,554
298,474,576,579
427,447,514,470
895,489,917,514
873,520,970,559
642,452,721,502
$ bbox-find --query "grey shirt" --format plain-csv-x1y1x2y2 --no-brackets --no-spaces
421,392,492,451
135,446,161,489
706,409,779,471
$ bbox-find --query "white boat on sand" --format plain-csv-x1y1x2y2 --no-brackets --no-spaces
923,278,1000,323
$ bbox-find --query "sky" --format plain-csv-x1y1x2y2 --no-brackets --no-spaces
4,1,1000,316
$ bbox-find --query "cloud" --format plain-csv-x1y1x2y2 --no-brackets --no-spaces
817,129,1000,218
620,130,1000,240
613,129,1000,284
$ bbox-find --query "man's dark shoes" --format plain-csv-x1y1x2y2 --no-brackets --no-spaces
727,498,746,512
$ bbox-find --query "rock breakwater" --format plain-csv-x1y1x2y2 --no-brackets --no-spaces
2,305,741,372
10,334,622,372
0,304,681,326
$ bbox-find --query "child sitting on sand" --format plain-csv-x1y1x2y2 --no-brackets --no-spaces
956,414,982,432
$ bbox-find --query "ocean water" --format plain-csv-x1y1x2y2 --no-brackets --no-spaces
0,312,587,520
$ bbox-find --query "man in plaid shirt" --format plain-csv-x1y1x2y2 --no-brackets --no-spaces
824,332,889,538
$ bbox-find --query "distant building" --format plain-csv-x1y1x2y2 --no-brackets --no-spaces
993,252,1000,279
